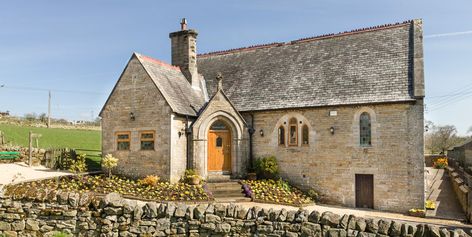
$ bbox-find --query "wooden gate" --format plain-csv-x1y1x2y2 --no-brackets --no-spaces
355,174,374,208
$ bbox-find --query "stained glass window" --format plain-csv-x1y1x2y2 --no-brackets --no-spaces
216,137,223,147
360,112,371,146
116,132,130,151
140,131,155,150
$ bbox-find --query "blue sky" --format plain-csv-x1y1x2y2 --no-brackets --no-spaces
0,1,471,134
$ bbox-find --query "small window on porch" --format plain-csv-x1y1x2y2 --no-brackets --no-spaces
210,120,228,130
216,136,223,147
302,125,309,145
289,118,298,146
278,126,285,145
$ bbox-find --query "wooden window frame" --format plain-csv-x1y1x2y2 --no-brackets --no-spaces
288,118,298,146
278,126,286,146
116,131,131,151
140,130,155,151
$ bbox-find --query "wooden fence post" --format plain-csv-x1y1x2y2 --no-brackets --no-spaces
29,131,33,166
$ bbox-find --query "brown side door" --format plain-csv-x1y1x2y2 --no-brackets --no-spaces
355,174,374,209
208,130,231,172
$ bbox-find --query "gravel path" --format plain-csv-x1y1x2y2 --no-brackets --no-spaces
0,162,72,186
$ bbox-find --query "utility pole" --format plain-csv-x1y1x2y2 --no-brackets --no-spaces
47,90,51,128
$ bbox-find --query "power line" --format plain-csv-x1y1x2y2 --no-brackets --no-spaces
1,85,106,95
425,30,472,39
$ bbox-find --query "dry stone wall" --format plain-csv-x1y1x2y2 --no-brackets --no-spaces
0,192,469,237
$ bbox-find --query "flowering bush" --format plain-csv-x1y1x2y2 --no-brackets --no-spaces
254,156,279,179
138,175,160,187
433,157,448,169
69,153,87,174
242,179,312,206
102,154,118,177
425,200,436,210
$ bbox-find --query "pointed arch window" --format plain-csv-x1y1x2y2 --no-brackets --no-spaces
278,126,285,146
360,112,371,146
302,125,309,145
289,118,298,146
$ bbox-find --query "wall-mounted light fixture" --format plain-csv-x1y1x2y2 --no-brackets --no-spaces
259,129,264,137
129,112,135,121
329,126,335,135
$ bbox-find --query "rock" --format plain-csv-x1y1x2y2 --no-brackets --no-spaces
174,203,187,218
57,190,69,205
327,228,347,237
166,203,176,217
11,220,25,231
415,224,425,237
215,223,231,233
389,221,402,236
287,210,297,222
451,229,469,237
377,219,391,235
355,217,366,232
157,202,167,218
79,192,93,207
63,209,78,217
68,192,80,207
194,204,207,220
320,211,341,228
186,206,194,220
365,218,378,233
205,214,221,223
277,208,288,222
214,203,226,217
440,228,451,237
227,203,236,217
308,210,321,224
427,225,441,237
123,199,137,214
339,215,349,229
0,221,11,231
301,222,322,236
133,203,144,220
143,202,158,218
205,204,215,214
295,209,309,223
103,192,123,207
3,231,17,237
25,219,39,231
237,206,249,220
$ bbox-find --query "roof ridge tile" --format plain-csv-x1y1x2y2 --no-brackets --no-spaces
198,20,414,58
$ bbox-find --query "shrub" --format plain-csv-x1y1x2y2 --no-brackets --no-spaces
102,154,118,178
307,189,319,201
433,157,448,169
52,232,70,237
138,175,160,186
182,169,202,184
425,200,436,210
254,156,279,179
69,153,87,174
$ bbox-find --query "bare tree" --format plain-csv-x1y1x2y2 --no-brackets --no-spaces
425,123,466,154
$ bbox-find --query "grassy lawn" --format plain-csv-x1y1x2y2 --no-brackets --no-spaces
0,124,102,170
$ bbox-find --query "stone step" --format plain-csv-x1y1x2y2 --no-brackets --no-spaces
211,190,245,197
206,182,242,191
213,197,252,203
206,175,233,183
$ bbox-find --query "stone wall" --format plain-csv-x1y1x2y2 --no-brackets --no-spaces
101,57,173,181
0,192,468,237
243,101,425,213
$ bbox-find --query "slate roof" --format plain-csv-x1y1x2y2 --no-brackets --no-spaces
197,20,420,112
136,53,205,116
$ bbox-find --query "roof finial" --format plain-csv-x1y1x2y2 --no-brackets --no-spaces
216,72,223,91
180,18,187,31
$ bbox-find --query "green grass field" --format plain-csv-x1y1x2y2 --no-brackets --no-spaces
0,124,102,170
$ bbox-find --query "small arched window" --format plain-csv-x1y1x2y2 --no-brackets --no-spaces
289,118,298,146
360,112,371,146
278,126,285,145
302,125,309,145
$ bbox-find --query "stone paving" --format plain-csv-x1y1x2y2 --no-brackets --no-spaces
425,167,466,220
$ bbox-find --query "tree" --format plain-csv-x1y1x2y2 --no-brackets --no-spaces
24,113,37,121
425,123,466,154
38,113,47,123
468,126,472,135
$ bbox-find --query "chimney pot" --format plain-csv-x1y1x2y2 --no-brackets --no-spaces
180,18,187,31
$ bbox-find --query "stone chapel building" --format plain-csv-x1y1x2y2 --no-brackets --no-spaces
100,19,425,212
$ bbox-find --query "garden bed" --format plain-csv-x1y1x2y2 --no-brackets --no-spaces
241,179,313,207
3,175,212,202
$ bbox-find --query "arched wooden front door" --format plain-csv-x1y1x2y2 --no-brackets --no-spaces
208,120,232,172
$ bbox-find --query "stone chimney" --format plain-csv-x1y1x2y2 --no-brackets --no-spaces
169,18,200,90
